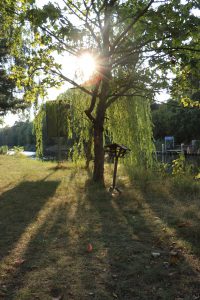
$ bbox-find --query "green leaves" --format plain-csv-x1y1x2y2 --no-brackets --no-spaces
172,154,185,176
27,4,62,26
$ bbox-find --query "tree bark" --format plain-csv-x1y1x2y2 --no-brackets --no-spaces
93,105,105,185
89,1,112,186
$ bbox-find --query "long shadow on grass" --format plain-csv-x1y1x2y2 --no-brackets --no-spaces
0,180,60,259
3,176,200,300
2,171,91,300
82,184,163,299
140,181,200,257
83,182,200,300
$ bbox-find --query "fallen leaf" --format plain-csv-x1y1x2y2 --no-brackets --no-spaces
87,243,93,253
169,255,179,265
13,259,25,267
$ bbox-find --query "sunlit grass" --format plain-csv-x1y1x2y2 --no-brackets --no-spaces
0,156,200,299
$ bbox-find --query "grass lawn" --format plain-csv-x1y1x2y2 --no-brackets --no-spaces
0,155,200,300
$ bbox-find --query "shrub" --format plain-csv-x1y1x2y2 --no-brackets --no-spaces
13,146,24,154
172,154,185,176
0,145,8,155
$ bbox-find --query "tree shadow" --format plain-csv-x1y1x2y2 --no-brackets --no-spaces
0,180,60,259
141,180,200,257
2,176,200,300
81,181,200,299
2,178,93,299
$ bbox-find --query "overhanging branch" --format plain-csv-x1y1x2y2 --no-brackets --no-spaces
51,69,93,96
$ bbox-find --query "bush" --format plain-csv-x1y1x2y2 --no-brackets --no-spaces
13,146,24,154
172,154,185,176
0,145,8,155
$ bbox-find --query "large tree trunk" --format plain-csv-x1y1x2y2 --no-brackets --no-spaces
93,105,105,185
90,1,112,186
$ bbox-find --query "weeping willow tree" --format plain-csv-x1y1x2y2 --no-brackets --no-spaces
57,89,93,166
56,89,156,169
34,100,69,160
107,96,155,170
34,89,155,171
34,89,93,165
34,106,45,159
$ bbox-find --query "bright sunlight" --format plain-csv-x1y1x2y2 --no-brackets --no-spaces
76,53,96,82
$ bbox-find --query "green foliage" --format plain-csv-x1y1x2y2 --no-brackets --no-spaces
34,90,92,162
172,154,185,176
46,100,69,138
0,121,35,148
13,145,24,153
3,0,200,182
34,90,156,168
34,107,45,158
56,89,93,163
171,52,200,108
0,145,8,155
155,162,170,177
0,39,27,114
4,0,199,106
107,96,155,169
181,97,200,109
152,100,200,143
195,173,200,180
171,153,199,178
0,1,31,114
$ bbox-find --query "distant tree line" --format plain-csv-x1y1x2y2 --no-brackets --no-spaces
0,121,35,150
152,100,200,144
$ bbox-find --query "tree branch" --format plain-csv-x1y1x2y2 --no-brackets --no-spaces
85,81,101,123
51,69,93,96
110,0,155,54
106,91,142,108
62,0,101,48
63,0,99,28
40,26,76,56
91,0,103,34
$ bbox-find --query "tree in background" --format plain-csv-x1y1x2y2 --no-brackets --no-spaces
0,121,35,148
4,0,200,185
171,54,200,108
152,100,200,143
0,3,29,116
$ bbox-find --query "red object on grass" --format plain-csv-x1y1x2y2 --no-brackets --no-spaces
87,243,93,252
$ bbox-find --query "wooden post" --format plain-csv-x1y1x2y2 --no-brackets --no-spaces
112,155,119,190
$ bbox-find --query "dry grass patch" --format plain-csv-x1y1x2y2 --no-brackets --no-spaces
0,157,200,299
